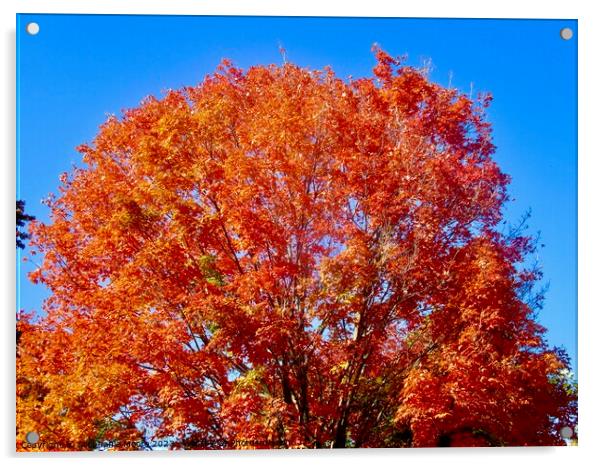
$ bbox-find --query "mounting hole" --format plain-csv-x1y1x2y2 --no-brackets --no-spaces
560,27,573,40
26,22,40,36
25,431,40,444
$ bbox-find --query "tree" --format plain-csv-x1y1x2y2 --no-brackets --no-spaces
16,200,35,249
17,48,576,450
16,200,35,351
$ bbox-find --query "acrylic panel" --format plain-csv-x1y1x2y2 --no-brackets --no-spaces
16,14,578,451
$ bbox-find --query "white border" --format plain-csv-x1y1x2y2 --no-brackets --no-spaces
2,1,600,465
0,0,588,18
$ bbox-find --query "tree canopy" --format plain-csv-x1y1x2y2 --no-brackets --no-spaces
17,48,576,450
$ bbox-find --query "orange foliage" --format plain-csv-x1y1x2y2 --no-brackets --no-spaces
17,48,576,450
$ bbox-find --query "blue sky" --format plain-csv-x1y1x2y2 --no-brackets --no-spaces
16,15,577,372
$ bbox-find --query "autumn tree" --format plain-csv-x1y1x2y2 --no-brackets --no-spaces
17,48,576,450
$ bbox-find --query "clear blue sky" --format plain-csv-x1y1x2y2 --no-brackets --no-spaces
16,15,577,372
